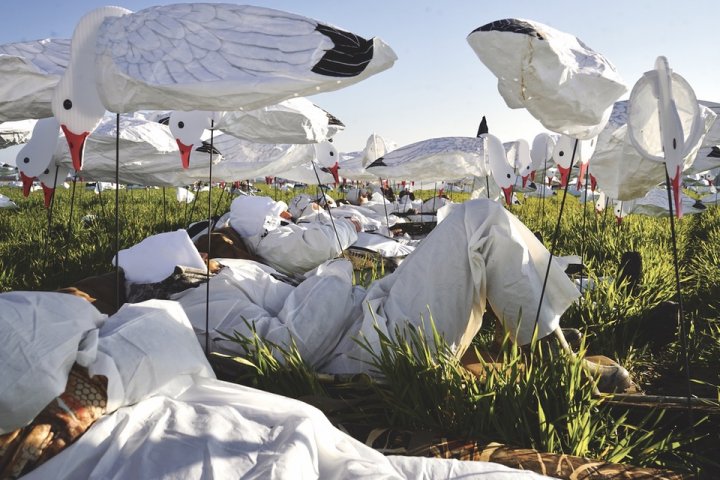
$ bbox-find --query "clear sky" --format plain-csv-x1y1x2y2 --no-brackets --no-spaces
2,0,719,154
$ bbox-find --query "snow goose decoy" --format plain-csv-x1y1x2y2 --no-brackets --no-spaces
0,193,18,209
332,134,389,183
627,56,710,218
15,117,60,200
548,134,596,189
630,187,706,218
592,100,715,202
167,97,345,168
504,138,532,188
467,18,626,140
15,117,67,207
366,137,488,182
272,141,339,186
529,132,556,186
52,4,397,171
53,111,223,187
484,133,516,205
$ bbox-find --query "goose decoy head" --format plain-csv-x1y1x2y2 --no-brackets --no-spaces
169,111,215,169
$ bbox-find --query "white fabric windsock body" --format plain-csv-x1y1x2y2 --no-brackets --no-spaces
467,18,627,139
366,136,489,182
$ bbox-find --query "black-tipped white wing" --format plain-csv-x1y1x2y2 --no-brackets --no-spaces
95,4,397,112
0,38,71,121
366,137,488,182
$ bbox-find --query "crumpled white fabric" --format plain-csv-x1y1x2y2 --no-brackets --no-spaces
2,290,554,479
113,229,206,284
175,258,360,369
467,18,627,139
352,232,415,258
22,376,552,480
230,194,288,238
0,291,106,434
239,208,358,276
288,193,317,219
89,299,214,413
180,200,579,375
326,200,580,374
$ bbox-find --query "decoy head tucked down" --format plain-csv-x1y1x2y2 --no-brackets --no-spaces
16,117,60,198
315,140,340,185
168,110,218,169
51,6,131,172
484,133,516,205
507,138,531,187
530,132,556,182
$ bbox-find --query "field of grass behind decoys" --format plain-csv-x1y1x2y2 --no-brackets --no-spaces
1,182,718,476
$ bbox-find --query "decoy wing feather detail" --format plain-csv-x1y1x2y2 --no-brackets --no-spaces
94,4,394,112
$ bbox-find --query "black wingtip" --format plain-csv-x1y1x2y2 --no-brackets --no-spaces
470,19,544,40
195,141,221,155
367,157,386,168
708,146,720,158
158,116,170,125
315,104,345,127
312,23,374,78
477,116,488,137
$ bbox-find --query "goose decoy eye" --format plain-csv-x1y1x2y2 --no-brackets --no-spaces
506,173,511,179
559,151,564,156
672,138,677,149
44,169,50,175
23,157,29,164
177,121,185,129
329,151,334,156
63,99,72,110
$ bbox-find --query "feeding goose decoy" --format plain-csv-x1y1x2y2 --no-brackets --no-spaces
167,98,345,168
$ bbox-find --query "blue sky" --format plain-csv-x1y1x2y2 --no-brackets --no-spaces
2,1,719,154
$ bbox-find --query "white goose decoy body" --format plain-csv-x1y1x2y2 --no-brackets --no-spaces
52,4,397,171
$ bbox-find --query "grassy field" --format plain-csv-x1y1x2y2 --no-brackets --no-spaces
1,181,719,475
